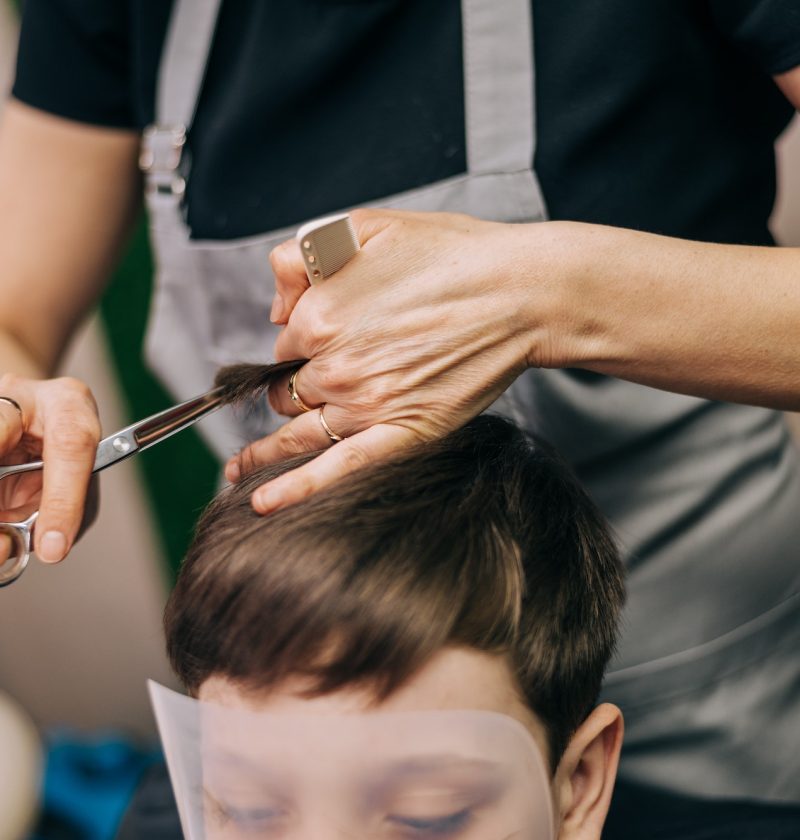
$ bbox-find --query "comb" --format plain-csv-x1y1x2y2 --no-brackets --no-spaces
296,213,360,284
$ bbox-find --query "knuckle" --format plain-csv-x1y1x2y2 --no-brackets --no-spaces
41,496,81,522
238,446,259,476
292,470,317,500
269,243,298,277
311,361,337,394
0,372,22,394
300,304,335,351
268,248,283,276
359,381,385,414
51,420,99,456
313,366,350,405
339,441,371,473
339,376,382,415
349,208,371,227
53,376,92,400
277,422,307,455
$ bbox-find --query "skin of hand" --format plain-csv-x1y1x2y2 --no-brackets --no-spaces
225,209,574,512
229,56,800,514
0,375,102,561
237,206,800,518
0,101,141,562
2,63,797,545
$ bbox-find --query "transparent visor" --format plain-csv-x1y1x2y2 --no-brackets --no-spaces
149,681,555,840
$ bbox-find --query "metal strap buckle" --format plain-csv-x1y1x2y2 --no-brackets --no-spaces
140,125,188,196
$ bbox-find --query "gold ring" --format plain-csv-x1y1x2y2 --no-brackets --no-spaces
0,397,24,426
288,368,314,413
318,406,343,443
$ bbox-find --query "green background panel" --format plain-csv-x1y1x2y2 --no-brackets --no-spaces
98,220,219,580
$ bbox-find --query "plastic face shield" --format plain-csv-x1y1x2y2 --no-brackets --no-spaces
149,682,555,840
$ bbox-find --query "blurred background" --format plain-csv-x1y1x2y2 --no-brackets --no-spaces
1,0,799,837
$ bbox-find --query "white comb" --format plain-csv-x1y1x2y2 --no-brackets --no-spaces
296,213,361,284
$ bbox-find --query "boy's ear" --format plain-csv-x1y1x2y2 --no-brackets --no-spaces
554,703,623,840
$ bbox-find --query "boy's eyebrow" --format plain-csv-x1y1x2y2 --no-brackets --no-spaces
203,748,279,775
364,755,509,799
203,749,504,782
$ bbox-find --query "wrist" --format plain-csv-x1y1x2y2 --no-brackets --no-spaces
500,220,604,370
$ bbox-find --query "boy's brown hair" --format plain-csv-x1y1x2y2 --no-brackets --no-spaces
165,415,624,768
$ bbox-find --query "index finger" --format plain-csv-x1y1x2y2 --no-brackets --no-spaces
36,380,100,563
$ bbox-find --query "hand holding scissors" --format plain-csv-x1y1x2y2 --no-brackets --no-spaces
0,360,299,587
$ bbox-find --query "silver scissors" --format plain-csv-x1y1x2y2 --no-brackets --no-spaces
0,359,298,588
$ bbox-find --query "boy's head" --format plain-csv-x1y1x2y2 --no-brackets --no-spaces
164,415,625,839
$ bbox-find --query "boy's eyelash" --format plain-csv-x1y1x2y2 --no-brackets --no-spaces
224,805,284,824
206,795,475,835
205,793,284,829
390,807,472,836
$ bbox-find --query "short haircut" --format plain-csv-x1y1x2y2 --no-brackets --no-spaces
165,415,624,768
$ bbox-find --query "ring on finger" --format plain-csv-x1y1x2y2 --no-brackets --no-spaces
288,368,315,413
318,406,344,443
0,397,24,427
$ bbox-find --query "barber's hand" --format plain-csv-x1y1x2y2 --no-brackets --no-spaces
0,374,101,563
227,209,564,513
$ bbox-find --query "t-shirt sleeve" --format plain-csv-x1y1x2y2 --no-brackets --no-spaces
710,0,800,76
11,0,135,128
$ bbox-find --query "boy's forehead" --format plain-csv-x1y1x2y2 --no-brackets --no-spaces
198,646,550,757
150,672,557,840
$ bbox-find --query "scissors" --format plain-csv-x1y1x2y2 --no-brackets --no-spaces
0,359,299,588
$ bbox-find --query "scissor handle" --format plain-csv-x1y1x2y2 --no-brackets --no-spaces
0,460,44,481
0,511,38,588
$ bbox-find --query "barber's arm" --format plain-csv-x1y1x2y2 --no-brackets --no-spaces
229,69,800,512
0,100,141,562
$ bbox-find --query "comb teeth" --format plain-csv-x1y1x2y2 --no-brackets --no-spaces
297,214,361,283
312,219,360,277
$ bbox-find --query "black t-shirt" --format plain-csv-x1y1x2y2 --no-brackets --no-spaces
12,0,800,245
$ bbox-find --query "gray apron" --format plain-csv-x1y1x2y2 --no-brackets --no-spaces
141,0,800,801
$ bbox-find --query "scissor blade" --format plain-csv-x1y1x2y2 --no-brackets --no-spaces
134,387,226,452
92,387,226,472
91,359,301,472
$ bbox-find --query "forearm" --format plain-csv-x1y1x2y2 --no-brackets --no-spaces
0,101,142,376
531,222,800,411
0,332,45,379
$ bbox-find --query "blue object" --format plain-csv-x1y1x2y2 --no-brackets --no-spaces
32,730,160,840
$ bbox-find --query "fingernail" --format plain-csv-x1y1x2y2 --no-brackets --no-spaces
269,295,285,324
225,461,241,483
39,530,68,564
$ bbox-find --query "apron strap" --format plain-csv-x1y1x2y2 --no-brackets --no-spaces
140,0,223,196
157,0,223,130
144,0,537,192
462,0,536,175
